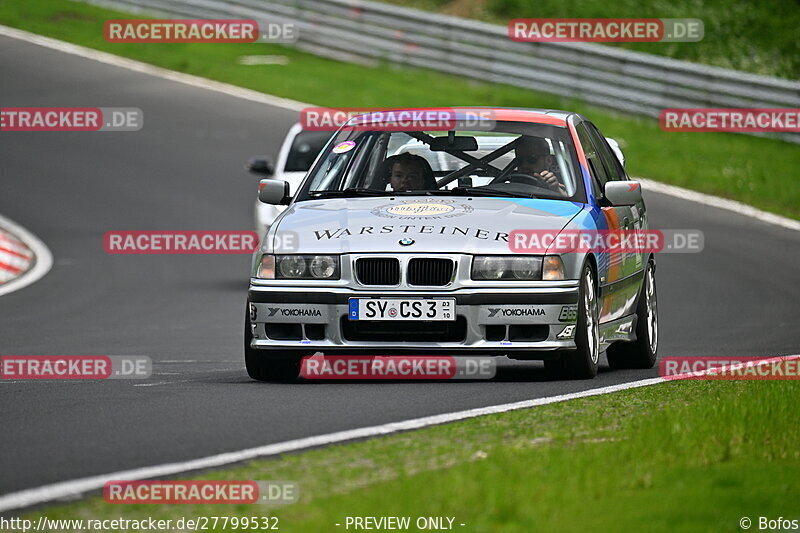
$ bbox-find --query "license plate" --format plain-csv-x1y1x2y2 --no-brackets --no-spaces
349,298,455,321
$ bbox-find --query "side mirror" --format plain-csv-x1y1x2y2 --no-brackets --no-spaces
246,156,274,176
605,137,626,169
259,179,291,205
604,181,642,206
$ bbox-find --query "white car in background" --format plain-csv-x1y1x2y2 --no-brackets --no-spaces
247,123,333,236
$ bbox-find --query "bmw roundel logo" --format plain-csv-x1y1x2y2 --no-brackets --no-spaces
399,238,415,246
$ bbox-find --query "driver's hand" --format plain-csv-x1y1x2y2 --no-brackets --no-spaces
534,171,564,193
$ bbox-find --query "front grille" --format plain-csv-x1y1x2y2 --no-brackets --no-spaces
407,258,454,286
508,324,549,342
485,325,506,341
355,257,400,285
264,323,302,340
341,317,467,342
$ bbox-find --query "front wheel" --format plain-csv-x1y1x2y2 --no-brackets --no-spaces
545,263,599,379
244,303,303,382
606,260,658,369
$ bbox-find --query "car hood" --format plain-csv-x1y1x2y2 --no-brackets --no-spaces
271,196,584,254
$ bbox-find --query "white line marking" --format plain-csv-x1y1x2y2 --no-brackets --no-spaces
638,178,800,232
133,380,193,387
0,25,309,112
0,214,53,297
1,24,797,232
0,376,664,512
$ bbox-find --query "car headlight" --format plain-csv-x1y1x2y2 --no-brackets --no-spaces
310,255,338,279
542,256,566,281
472,255,543,281
278,255,307,278
472,256,508,280
265,255,340,280
256,255,275,279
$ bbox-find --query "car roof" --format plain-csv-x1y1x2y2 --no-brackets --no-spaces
482,107,575,124
345,107,577,128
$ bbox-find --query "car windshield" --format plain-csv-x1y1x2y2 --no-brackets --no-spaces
297,120,583,201
284,130,335,172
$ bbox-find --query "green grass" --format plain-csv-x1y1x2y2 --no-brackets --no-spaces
13,379,799,532
374,0,800,79
1,0,799,219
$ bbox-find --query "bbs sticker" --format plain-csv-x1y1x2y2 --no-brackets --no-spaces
559,305,578,322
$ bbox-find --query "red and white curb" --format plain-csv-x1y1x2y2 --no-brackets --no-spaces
0,229,33,282
0,213,52,296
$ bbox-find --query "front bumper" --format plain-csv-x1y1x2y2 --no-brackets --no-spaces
247,283,580,356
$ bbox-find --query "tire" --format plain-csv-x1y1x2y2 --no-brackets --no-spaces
244,303,303,382
545,263,600,380
606,260,658,369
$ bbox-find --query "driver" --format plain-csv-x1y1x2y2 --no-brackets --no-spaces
514,137,566,194
383,153,436,192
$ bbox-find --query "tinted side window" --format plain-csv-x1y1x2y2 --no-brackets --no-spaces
586,122,626,181
285,131,334,172
575,122,607,198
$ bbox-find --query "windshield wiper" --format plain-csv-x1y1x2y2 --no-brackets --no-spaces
310,188,388,198
427,187,535,199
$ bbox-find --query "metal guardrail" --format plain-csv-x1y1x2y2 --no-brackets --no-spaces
85,0,800,143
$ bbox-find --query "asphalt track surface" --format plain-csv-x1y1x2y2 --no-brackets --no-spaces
1,34,799,499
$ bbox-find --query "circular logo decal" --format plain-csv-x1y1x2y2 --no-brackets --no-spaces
388,308,398,317
399,238,415,246
386,203,455,216
332,141,356,154
372,199,473,220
